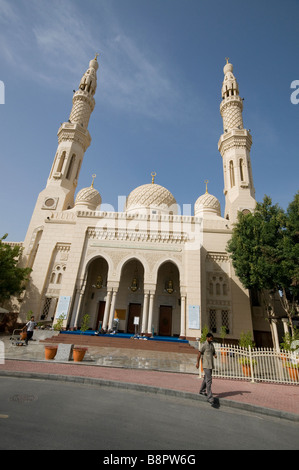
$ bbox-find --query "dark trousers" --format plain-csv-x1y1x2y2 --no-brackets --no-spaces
200,368,214,402
25,331,33,345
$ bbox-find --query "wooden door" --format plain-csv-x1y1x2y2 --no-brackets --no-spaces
96,301,106,330
127,303,141,334
159,306,172,336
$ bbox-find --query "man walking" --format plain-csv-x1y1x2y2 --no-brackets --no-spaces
23,315,36,345
196,333,218,407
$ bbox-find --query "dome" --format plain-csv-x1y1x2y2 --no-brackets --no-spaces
194,192,221,217
75,186,102,211
125,183,177,215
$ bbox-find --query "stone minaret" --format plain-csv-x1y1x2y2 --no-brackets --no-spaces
22,56,99,267
218,59,256,222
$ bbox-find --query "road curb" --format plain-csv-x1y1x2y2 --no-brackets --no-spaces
0,369,298,423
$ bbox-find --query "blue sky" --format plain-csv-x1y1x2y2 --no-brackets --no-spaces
0,0,298,241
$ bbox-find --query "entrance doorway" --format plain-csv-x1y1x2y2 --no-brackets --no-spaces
127,304,141,334
159,306,172,336
96,301,106,330
127,303,141,334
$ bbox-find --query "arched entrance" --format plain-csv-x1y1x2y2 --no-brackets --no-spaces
155,261,181,337
80,256,109,330
117,259,144,334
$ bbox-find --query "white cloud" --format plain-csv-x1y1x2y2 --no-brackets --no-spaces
100,33,180,120
0,0,183,121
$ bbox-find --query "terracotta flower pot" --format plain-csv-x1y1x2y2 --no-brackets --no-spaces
220,348,228,356
242,364,251,377
287,367,299,381
45,345,58,360
73,348,87,362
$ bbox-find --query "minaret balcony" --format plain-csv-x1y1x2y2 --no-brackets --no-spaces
218,128,252,155
57,122,91,152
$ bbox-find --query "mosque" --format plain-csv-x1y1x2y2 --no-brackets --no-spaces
15,56,277,347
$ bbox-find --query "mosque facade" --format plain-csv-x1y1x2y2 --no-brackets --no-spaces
16,56,275,346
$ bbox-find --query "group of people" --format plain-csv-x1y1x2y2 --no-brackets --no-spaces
22,315,219,408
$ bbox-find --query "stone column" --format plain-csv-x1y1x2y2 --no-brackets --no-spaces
147,293,155,335
102,290,112,330
281,318,289,335
108,291,117,330
270,318,280,351
141,293,149,335
180,295,186,338
69,288,81,328
73,279,87,328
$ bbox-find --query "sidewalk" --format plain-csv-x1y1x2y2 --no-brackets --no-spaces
1,333,298,422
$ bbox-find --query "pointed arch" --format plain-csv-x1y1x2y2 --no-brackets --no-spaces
66,154,76,180
239,158,244,182
229,161,235,187
57,151,66,173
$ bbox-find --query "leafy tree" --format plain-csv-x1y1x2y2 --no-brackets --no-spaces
0,234,31,305
227,194,299,336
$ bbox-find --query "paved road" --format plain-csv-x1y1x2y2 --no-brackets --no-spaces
0,376,297,451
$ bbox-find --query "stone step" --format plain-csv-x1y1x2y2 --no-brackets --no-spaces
40,333,198,355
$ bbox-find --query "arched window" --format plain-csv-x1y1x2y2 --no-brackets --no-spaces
57,151,66,173
229,161,235,187
239,158,244,182
75,159,82,180
66,154,76,180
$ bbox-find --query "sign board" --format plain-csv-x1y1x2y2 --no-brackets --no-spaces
188,305,200,329
115,309,126,320
54,296,71,320
133,316,140,325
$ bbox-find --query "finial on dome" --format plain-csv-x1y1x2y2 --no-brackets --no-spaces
225,57,229,64
151,172,157,184
91,174,96,188
94,53,99,61
204,179,209,194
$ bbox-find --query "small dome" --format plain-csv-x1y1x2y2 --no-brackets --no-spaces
223,62,233,75
194,192,221,217
126,183,177,215
89,56,99,71
75,186,101,211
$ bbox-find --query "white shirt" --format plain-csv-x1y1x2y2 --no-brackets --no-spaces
26,321,36,332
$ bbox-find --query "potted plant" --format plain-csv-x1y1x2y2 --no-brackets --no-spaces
238,331,256,376
284,362,299,381
239,357,257,377
53,314,66,331
80,313,90,334
200,325,209,344
44,345,58,360
73,347,88,362
220,326,228,356
280,328,299,361
239,331,255,348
